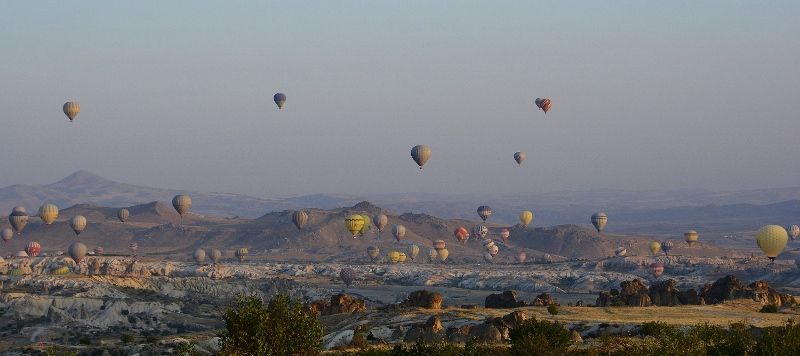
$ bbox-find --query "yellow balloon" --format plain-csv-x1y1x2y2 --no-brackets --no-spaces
397,252,407,263
344,215,365,237
649,241,661,255
756,225,788,261
519,211,533,228
387,251,400,263
438,248,449,262
684,230,698,246
38,204,59,226
63,102,80,122
359,214,371,235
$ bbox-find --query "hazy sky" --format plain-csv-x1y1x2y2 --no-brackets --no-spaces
2,1,798,197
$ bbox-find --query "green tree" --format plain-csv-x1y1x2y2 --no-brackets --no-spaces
218,293,324,356
508,318,570,356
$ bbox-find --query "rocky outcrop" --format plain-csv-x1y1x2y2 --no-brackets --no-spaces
530,293,558,306
700,275,793,306
485,290,526,308
596,280,652,307
648,279,683,306
321,294,366,316
401,290,443,309
404,316,445,342
305,299,331,316
468,324,503,343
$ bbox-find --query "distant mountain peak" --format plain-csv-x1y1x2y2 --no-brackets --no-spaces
52,170,113,186
352,201,381,211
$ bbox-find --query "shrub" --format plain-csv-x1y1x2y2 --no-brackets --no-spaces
218,293,324,356
640,321,678,337
78,335,92,345
547,304,559,315
509,317,571,356
121,333,135,344
611,300,627,307
349,325,370,350
759,304,778,313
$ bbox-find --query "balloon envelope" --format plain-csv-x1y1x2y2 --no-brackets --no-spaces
407,244,419,261
129,242,138,255
649,242,661,255
591,213,607,232
650,263,664,279
367,245,380,260
25,241,41,256
474,225,488,240
410,145,431,168
9,207,28,233
172,195,191,217
756,225,788,261
615,247,627,257
372,214,388,232
292,211,308,230
454,227,468,243
210,249,222,263
516,251,526,263
94,246,104,255
438,249,449,262
235,248,248,262
684,230,699,246
274,93,286,109
68,242,87,264
345,215,365,237
661,241,674,255
484,252,493,262
514,152,525,165
38,204,58,226
519,211,533,228
499,229,510,242
391,225,406,243
70,216,87,235
359,214,371,235
535,98,552,113
427,248,437,262
63,102,80,121
477,206,492,222
1,228,13,244
192,249,206,263
433,240,446,251
386,251,400,264
787,225,799,241
340,267,356,286
117,209,130,223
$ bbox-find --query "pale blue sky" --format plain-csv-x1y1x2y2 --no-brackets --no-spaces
1,1,798,197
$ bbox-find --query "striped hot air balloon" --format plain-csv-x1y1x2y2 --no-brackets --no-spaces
433,240,446,252
477,206,492,222
292,211,308,230
93,246,104,255
787,225,799,241
172,195,191,217
499,229,510,242
63,102,80,121
25,241,41,256
38,204,58,226
117,209,130,223
684,230,699,246
591,213,607,232
535,98,552,113
411,145,431,169
235,248,249,262
454,227,468,243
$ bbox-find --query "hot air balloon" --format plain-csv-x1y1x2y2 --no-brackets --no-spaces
274,93,286,109
482,239,495,251
433,240,446,251
649,242,661,255
292,211,308,230
756,225,788,262
438,248,449,262
427,248,437,262
38,204,58,226
359,214,371,235
172,195,191,217
345,215,365,238
68,242,86,264
484,252,493,262
94,246,104,255
684,230,698,246
474,225,488,240
129,242,138,255
516,251,526,263
407,244,419,261
9,206,28,234
649,263,664,279
340,267,356,287
489,245,499,256
514,152,525,166
117,209,130,223
367,245,380,261
69,216,87,235
372,214,388,232
661,241,674,256
7,268,25,275
787,225,799,241
591,213,607,232
535,98,552,114
210,249,222,264
14,251,28,258
25,241,41,256
235,248,249,262
386,251,400,264
614,247,627,257
454,227,468,244
63,102,80,122
477,206,492,223
519,211,533,228
51,266,70,275
1,228,12,244
398,252,407,263
499,229,510,242
391,225,406,243
192,249,205,263
410,145,431,169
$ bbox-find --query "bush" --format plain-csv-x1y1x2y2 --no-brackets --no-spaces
509,317,571,356
121,333,135,344
218,293,324,356
759,304,778,313
78,335,92,345
640,321,678,337
547,304,559,315
611,300,627,307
